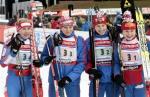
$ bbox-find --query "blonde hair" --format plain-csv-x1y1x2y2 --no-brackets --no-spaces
16,18,32,26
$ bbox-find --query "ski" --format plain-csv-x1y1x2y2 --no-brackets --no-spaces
89,28,98,97
54,45,65,97
135,7,150,97
50,63,65,97
51,33,65,97
88,7,99,97
31,30,43,97
43,29,65,97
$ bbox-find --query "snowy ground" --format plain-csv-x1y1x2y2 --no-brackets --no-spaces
0,66,90,97
41,66,90,97
0,66,7,97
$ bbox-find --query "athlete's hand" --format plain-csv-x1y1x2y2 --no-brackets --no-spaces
58,76,72,88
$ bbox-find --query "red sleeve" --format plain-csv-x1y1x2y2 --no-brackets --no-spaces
85,50,93,73
85,63,92,73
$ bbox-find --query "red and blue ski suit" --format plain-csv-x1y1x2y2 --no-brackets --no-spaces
40,31,86,97
85,31,116,97
113,37,150,97
0,39,33,97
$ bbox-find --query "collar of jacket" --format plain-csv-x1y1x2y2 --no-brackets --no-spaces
60,31,75,38
94,30,109,38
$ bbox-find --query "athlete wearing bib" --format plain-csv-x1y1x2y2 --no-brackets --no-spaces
113,21,150,97
0,18,33,97
85,15,115,97
40,16,86,97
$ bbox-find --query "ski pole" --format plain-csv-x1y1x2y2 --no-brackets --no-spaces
89,7,100,97
42,27,65,97
55,40,65,97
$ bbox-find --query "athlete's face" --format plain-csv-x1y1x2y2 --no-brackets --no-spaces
61,25,74,36
95,24,107,35
123,29,136,40
19,27,32,39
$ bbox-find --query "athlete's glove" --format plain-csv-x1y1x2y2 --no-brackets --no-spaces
7,34,24,54
33,60,42,68
58,76,72,88
87,68,102,79
44,56,56,65
53,33,63,46
114,74,126,87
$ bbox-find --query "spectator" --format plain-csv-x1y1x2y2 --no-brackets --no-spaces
80,16,90,31
51,17,59,29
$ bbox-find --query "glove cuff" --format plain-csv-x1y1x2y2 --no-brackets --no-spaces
33,60,42,68
44,56,55,65
66,76,72,83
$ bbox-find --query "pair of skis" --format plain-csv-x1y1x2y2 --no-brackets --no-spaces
31,29,43,97
135,7,150,97
50,34,65,97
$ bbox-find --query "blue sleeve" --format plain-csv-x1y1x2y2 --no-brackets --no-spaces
147,41,150,52
40,37,53,65
67,36,86,81
113,44,121,76
84,38,93,72
86,38,90,62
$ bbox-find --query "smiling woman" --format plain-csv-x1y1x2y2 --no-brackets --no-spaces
0,18,36,97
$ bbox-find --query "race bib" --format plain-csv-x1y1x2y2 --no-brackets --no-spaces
95,46,112,61
121,50,142,66
18,50,32,65
56,46,77,64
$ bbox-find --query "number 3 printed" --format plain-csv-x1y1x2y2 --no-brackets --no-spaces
127,53,137,61
63,49,73,57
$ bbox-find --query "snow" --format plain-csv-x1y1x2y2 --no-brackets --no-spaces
0,65,90,97
0,67,7,97
40,66,90,97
